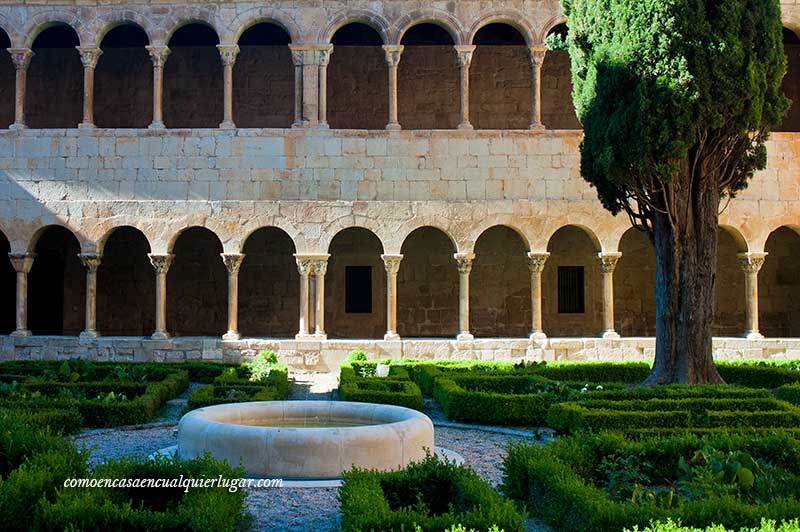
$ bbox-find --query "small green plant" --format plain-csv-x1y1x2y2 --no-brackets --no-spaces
217,367,240,384
245,350,279,382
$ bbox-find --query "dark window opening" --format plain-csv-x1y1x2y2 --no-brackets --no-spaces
345,266,372,313
558,266,584,314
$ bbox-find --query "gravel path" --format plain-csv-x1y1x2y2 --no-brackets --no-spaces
70,375,554,532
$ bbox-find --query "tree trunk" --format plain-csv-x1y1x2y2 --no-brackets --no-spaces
643,173,725,385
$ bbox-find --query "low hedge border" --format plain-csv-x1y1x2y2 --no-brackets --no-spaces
186,366,289,410
339,454,525,532
339,379,424,411
502,431,800,532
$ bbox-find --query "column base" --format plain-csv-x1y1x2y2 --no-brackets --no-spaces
384,332,401,341
744,331,764,340
529,123,545,131
222,331,241,341
151,331,170,340
78,122,95,130
295,333,317,341
601,330,620,339
312,332,327,340
148,121,165,130
79,330,99,341
219,120,236,130
10,329,31,337
385,122,401,131
529,331,547,341
456,333,474,341
9,123,26,131
291,120,308,129
316,122,330,129
457,122,474,131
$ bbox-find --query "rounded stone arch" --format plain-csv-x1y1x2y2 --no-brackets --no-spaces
319,10,390,44
759,224,800,337
226,8,301,45
544,223,602,253
465,221,532,255
719,224,750,253
326,226,386,255
236,220,305,254
610,223,648,253
538,15,567,44
22,10,85,48
0,14,20,48
95,223,155,255
467,11,534,46
165,224,225,254
394,220,460,256
87,12,155,47
319,217,389,255
614,226,657,336
392,9,465,46
162,13,221,45
26,223,89,254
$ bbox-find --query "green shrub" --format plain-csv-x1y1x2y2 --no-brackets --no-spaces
502,432,800,532
37,453,249,532
777,383,800,406
187,367,288,410
339,379,424,410
625,518,800,532
340,454,524,532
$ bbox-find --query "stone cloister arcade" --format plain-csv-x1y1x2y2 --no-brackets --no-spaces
2,222,798,346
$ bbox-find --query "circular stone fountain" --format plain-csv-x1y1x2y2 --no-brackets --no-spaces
177,401,435,479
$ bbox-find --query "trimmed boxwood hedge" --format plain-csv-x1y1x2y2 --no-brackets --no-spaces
502,432,800,532
339,379,424,411
187,367,289,409
339,454,524,532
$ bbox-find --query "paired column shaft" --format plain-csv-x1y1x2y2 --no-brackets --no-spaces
527,252,550,340
79,254,102,339
454,253,475,341
146,46,170,129
77,47,102,128
217,44,239,129
295,256,313,337
148,254,173,339
455,45,476,130
290,47,304,127
738,252,767,339
313,258,328,337
528,46,546,130
597,253,621,339
382,254,403,340
222,254,245,340
9,253,35,336
383,45,403,130
317,46,332,128
8,48,33,129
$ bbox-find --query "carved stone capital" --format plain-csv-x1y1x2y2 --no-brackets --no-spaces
8,48,34,71
312,259,328,276
528,46,547,68
383,45,404,67
77,46,103,69
145,45,170,68
597,252,622,274
381,254,403,275
454,252,475,274
216,44,240,66
148,253,174,274
317,45,333,67
737,252,767,274
454,45,476,68
78,253,102,273
289,44,305,67
526,252,550,273
221,253,245,275
8,252,35,273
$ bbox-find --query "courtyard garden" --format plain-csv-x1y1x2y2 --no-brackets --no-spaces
1,352,800,531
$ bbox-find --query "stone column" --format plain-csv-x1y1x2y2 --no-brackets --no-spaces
146,45,170,129
290,46,304,127
528,46,546,130
221,253,244,340
217,44,239,129
148,254,173,340
78,253,102,339
454,253,475,341
383,45,403,130
9,253,35,336
295,256,314,338
312,257,328,338
527,252,550,340
454,45,476,130
597,252,621,339
8,48,34,129
382,254,403,340
737,252,767,339
77,47,102,129
317,45,333,128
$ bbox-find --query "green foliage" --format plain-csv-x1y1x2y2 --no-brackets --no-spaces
339,379,424,411
502,432,800,532
777,383,800,406
243,350,281,383
339,454,524,532
188,366,288,409
626,518,800,532
561,0,789,216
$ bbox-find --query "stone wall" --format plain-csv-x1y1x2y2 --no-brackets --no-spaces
0,54,13,129
760,226,800,337
714,229,747,336
234,46,294,129
95,48,153,129
614,229,656,337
